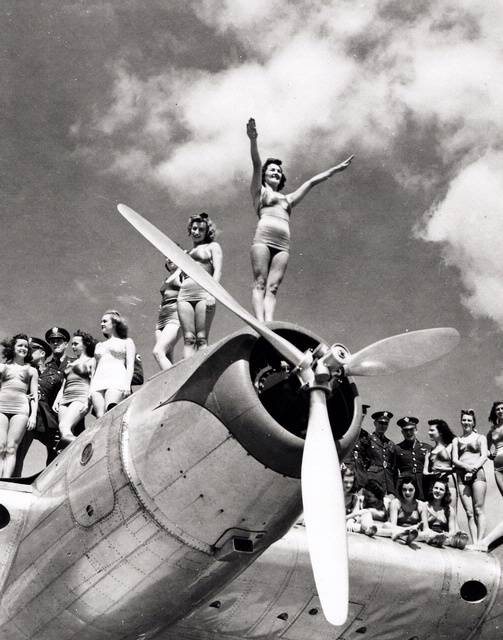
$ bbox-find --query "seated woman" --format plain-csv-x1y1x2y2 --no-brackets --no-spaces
420,478,469,549
152,257,183,370
0,334,38,478
54,330,96,447
381,475,428,546
346,479,390,537
342,464,359,515
177,213,222,359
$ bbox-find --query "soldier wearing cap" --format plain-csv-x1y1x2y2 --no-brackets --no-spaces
394,416,431,500
363,410,396,497
14,337,63,476
45,327,73,373
345,404,371,490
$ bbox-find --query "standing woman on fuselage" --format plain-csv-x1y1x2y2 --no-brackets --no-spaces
452,409,488,543
90,311,135,418
177,213,223,359
487,401,503,498
246,117,353,322
0,334,38,478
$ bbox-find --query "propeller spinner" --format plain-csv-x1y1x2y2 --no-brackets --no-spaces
117,203,460,627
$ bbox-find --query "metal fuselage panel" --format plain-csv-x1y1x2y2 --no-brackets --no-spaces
160,526,501,640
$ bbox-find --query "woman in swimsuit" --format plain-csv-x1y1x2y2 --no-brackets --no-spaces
90,310,136,418
423,418,458,526
246,118,353,322
420,478,468,549
346,479,390,537
54,330,95,447
177,213,223,359
452,409,488,543
382,475,428,546
153,257,183,370
487,401,503,498
0,334,38,478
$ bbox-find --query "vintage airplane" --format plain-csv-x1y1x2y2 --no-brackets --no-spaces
0,204,501,640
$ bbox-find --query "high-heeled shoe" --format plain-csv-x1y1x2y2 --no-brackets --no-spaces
56,434,76,453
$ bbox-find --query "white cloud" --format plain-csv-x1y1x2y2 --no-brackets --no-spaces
78,0,502,204
416,151,503,323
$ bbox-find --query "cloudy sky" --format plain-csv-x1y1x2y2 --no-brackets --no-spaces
1,0,502,473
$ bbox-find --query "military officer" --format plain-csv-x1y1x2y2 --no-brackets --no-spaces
365,410,396,497
394,416,431,500
345,404,371,489
45,326,73,373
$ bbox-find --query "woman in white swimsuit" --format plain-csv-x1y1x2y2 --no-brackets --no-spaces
247,117,353,322
91,310,135,418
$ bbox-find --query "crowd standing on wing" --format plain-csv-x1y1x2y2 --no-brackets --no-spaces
344,403,503,550
1,119,502,554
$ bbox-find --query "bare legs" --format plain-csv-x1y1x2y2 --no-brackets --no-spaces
0,413,28,478
178,300,216,359
251,244,288,322
153,324,181,370
58,402,88,441
458,478,487,543
91,389,124,419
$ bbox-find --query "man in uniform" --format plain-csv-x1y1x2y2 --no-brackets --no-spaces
45,326,73,373
13,336,64,476
345,404,371,489
365,410,396,497
394,416,431,500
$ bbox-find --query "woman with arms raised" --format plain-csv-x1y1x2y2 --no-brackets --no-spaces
177,213,222,359
246,117,353,321
0,334,38,477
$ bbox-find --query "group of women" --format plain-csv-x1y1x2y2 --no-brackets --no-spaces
0,310,136,476
152,119,353,368
344,403,503,550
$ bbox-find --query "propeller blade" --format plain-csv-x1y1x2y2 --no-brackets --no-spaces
117,204,304,366
302,389,348,626
343,327,460,377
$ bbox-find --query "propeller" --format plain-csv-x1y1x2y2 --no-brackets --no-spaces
117,203,461,628
322,328,460,377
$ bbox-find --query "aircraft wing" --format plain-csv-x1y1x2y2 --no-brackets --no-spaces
149,524,501,640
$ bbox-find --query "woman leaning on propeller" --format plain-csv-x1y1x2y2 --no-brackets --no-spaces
246,117,353,322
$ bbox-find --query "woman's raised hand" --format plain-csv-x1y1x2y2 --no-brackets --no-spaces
247,118,258,139
334,155,354,172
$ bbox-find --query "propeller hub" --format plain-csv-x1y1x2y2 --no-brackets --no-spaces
321,343,351,373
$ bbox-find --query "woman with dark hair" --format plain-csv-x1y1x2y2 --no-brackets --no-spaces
383,475,428,546
346,479,390,537
177,213,223,359
452,409,488,543
90,311,135,417
423,418,458,524
420,478,469,549
54,330,96,446
153,257,183,370
246,118,353,321
342,465,359,515
487,401,503,498
0,334,38,477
